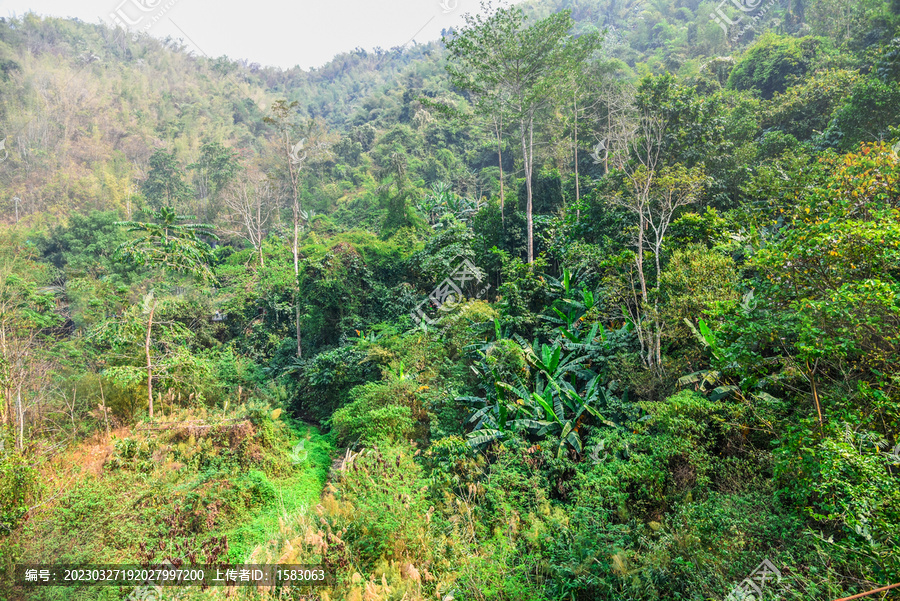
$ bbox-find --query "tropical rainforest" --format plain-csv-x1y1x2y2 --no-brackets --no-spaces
1,0,900,599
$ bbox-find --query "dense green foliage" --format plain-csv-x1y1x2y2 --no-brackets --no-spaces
1,0,900,599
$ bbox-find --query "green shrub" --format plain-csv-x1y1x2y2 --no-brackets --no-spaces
0,451,39,536
442,299,499,358
728,34,820,99
331,380,422,445
331,400,414,445
455,535,552,601
245,470,277,506
425,435,483,492
776,426,900,583
107,437,157,472
291,344,378,422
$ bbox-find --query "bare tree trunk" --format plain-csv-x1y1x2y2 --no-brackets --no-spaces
99,379,110,440
573,90,580,221
636,206,651,368
224,171,272,267
494,114,505,225
522,117,535,264
257,197,265,268
654,313,662,370
293,215,301,360
145,303,155,419
654,236,664,299
287,134,303,359
70,388,77,440
636,214,648,303
809,359,824,430
605,108,611,176
292,199,300,277
16,386,23,451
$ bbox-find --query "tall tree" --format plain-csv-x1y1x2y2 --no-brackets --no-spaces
549,33,602,219
189,141,240,220
114,208,217,418
589,61,636,176
0,260,56,450
445,2,578,263
610,76,711,370
141,150,194,211
264,100,318,359
222,168,274,267
95,290,193,420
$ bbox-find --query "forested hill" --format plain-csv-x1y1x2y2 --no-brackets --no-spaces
0,0,897,218
2,0,900,600
0,12,445,220
2,1,899,221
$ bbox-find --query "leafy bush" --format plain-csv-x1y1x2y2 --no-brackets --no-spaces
0,451,39,536
728,34,820,99
775,426,900,583
331,380,423,445
323,444,434,568
107,437,158,472
441,299,499,359
290,344,378,422
821,74,900,150
659,246,739,357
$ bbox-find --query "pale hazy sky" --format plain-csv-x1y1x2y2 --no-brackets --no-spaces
0,0,515,70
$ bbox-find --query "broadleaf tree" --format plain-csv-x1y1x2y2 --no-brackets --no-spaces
445,1,587,263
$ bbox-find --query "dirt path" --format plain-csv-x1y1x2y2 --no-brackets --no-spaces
320,447,365,501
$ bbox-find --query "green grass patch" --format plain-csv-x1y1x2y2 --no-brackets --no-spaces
3,409,334,601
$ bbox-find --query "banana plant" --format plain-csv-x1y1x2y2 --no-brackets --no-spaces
463,313,623,456
416,182,483,226
464,338,620,457
116,207,218,283
517,338,595,395
350,325,391,346
460,363,535,448
679,317,782,405
497,372,617,458
542,269,606,351
386,360,410,382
